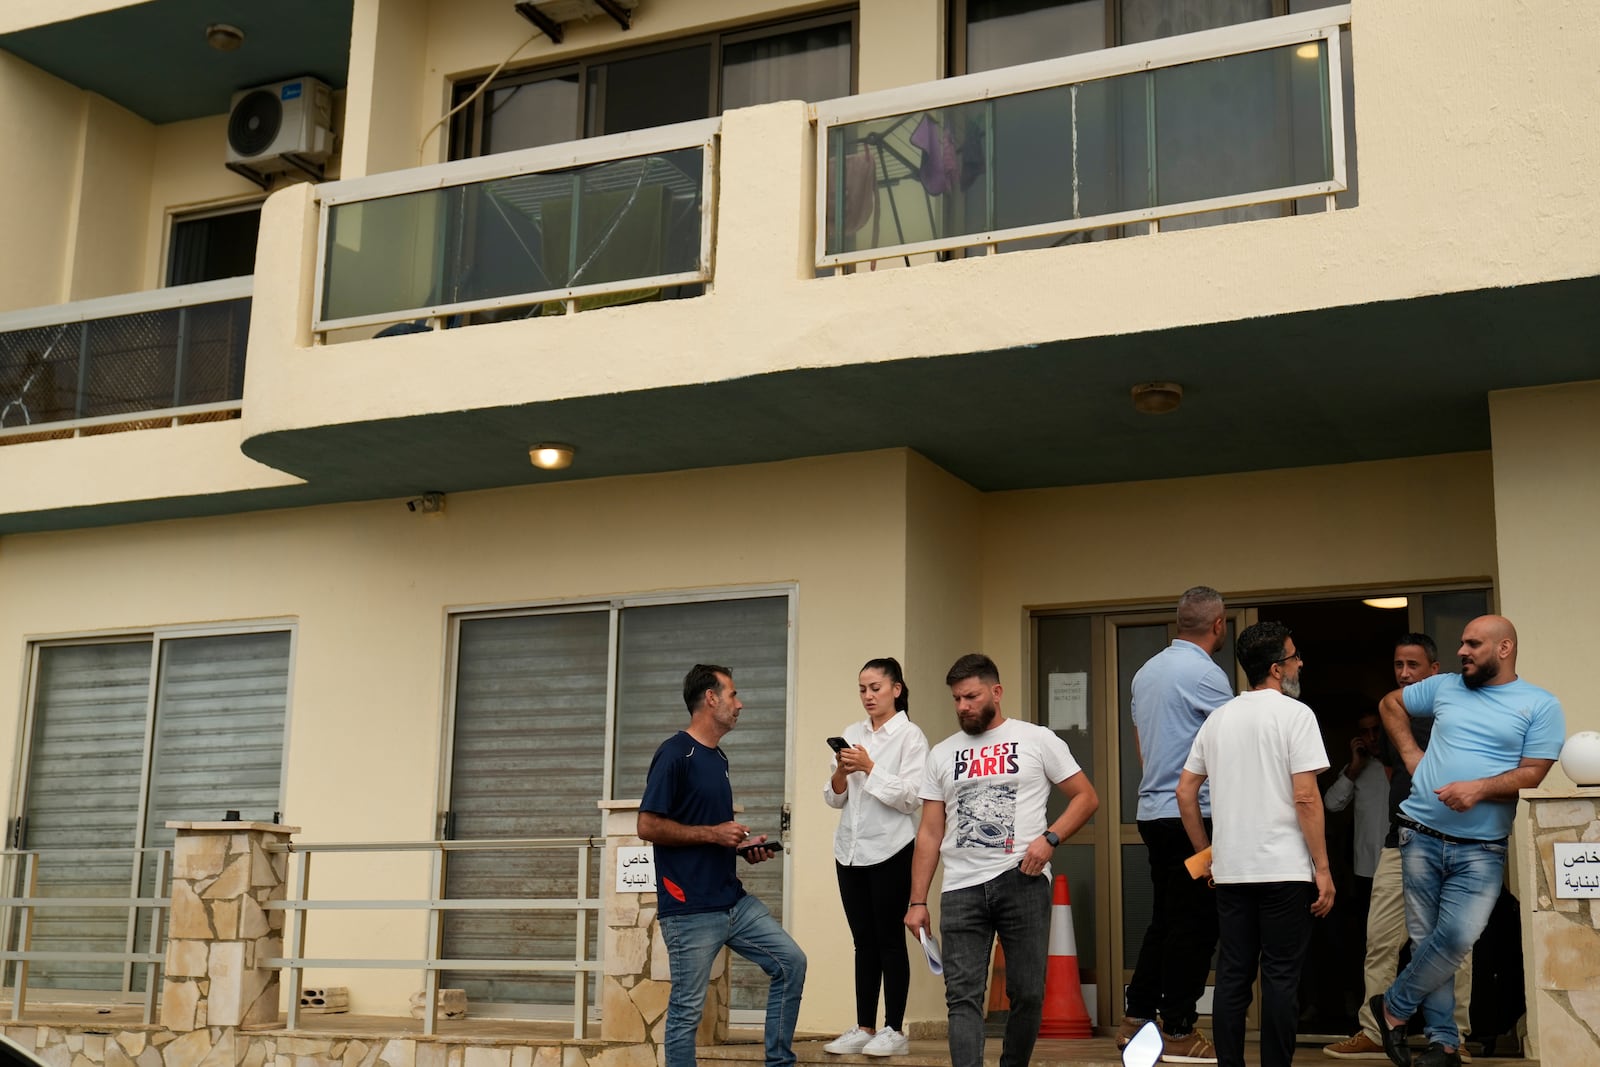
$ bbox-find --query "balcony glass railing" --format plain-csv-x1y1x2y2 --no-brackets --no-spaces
315,119,718,334
816,6,1350,267
0,278,252,443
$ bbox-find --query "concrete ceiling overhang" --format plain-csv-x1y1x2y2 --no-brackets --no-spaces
0,0,353,124
5,276,1598,536
239,276,1600,499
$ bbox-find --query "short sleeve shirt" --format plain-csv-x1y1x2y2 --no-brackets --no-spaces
1131,640,1234,820
1400,673,1565,840
640,731,746,917
918,719,1082,893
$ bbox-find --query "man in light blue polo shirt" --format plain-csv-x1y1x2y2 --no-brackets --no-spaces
1120,586,1234,1062
1370,616,1565,1067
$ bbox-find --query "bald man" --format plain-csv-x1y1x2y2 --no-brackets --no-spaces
1368,616,1565,1067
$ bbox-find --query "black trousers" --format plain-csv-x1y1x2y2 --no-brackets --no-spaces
1126,818,1219,1035
836,841,915,1030
1214,881,1315,1067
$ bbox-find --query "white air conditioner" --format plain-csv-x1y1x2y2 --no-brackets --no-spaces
226,77,334,173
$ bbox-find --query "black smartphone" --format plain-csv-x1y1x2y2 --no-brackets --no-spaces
826,736,850,753
736,839,784,855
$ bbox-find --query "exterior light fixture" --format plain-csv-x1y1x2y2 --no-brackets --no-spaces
1130,381,1183,415
529,443,574,470
1362,597,1409,610
206,23,245,51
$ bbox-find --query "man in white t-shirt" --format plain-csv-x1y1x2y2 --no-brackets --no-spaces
1178,623,1333,1067
904,653,1099,1067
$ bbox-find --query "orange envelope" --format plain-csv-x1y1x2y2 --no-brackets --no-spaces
1184,846,1213,880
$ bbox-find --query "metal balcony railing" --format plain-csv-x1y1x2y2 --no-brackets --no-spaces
314,120,718,335
0,279,252,442
263,837,602,1037
815,5,1352,267
0,846,173,1024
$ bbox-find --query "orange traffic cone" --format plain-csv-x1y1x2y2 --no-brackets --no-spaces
1038,874,1094,1038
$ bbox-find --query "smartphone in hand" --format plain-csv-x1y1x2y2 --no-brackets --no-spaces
826,736,850,753
736,839,784,855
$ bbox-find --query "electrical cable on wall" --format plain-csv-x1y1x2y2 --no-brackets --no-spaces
417,31,541,162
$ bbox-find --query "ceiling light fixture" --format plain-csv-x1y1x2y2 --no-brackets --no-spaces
1295,42,1322,60
206,23,245,51
529,443,575,470
1362,597,1409,610
1130,381,1183,415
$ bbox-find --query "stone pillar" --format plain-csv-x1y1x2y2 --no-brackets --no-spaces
599,801,729,1056
161,820,297,1031
1518,788,1600,1062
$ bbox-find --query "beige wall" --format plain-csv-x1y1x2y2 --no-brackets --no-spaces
0,449,912,1021
343,0,432,177
1490,379,1600,779
0,52,84,311
66,94,153,300
979,452,1500,713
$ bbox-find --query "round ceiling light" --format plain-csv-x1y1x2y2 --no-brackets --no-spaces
529,443,575,470
206,23,245,51
1131,381,1183,415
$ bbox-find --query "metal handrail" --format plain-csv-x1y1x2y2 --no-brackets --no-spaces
261,837,601,1038
812,5,1353,266
0,846,173,1025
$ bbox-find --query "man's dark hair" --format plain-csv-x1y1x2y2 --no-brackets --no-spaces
683,663,732,713
945,653,1000,687
1237,621,1292,688
861,657,910,714
1395,632,1438,664
1176,585,1225,635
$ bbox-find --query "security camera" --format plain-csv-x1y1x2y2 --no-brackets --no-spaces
405,492,446,514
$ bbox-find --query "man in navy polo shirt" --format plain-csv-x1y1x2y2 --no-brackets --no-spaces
639,664,807,1067
1370,616,1565,1067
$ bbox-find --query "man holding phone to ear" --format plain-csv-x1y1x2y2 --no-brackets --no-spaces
639,664,807,1067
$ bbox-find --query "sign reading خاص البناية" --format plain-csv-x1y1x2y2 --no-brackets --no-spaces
616,844,657,893
1553,842,1600,899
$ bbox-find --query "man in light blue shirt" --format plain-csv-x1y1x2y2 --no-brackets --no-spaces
1370,616,1565,1067
1120,586,1234,1062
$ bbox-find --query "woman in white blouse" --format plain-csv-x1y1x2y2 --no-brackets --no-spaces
821,657,931,1058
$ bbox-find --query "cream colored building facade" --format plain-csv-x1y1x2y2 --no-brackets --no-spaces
0,0,1596,1054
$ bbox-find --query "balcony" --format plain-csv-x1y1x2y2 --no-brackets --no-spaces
817,9,1349,266
0,279,252,445
314,121,718,338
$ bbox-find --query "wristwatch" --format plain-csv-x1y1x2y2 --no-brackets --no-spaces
1042,830,1060,847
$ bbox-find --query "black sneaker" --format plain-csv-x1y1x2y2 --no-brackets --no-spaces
1414,1043,1462,1067
1369,995,1410,1067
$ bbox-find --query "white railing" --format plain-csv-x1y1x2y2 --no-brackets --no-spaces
313,119,720,334
0,846,173,1025
264,837,602,1037
0,277,253,440
814,5,1351,267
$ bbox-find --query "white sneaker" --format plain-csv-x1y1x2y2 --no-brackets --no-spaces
861,1028,909,1057
824,1028,873,1055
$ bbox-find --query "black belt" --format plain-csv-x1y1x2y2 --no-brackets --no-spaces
1395,816,1504,848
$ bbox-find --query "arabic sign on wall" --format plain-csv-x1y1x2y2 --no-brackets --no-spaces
1554,842,1600,898
617,844,657,893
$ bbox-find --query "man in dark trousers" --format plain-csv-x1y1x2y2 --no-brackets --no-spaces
1121,586,1233,1063
638,664,807,1067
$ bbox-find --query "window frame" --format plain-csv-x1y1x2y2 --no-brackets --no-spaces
448,8,859,160
163,199,266,288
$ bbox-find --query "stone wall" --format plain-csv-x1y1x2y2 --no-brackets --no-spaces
1520,787,1600,1063
0,1025,648,1067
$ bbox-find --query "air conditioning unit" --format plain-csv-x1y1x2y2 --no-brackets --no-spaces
226,76,334,174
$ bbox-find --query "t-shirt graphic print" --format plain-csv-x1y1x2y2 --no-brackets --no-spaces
921,718,1082,893
955,782,1018,851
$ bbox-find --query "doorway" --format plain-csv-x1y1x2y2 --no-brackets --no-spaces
1031,585,1489,1033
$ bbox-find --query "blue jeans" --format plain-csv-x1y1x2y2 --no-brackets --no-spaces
658,894,807,1067
1384,827,1505,1048
940,866,1052,1067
